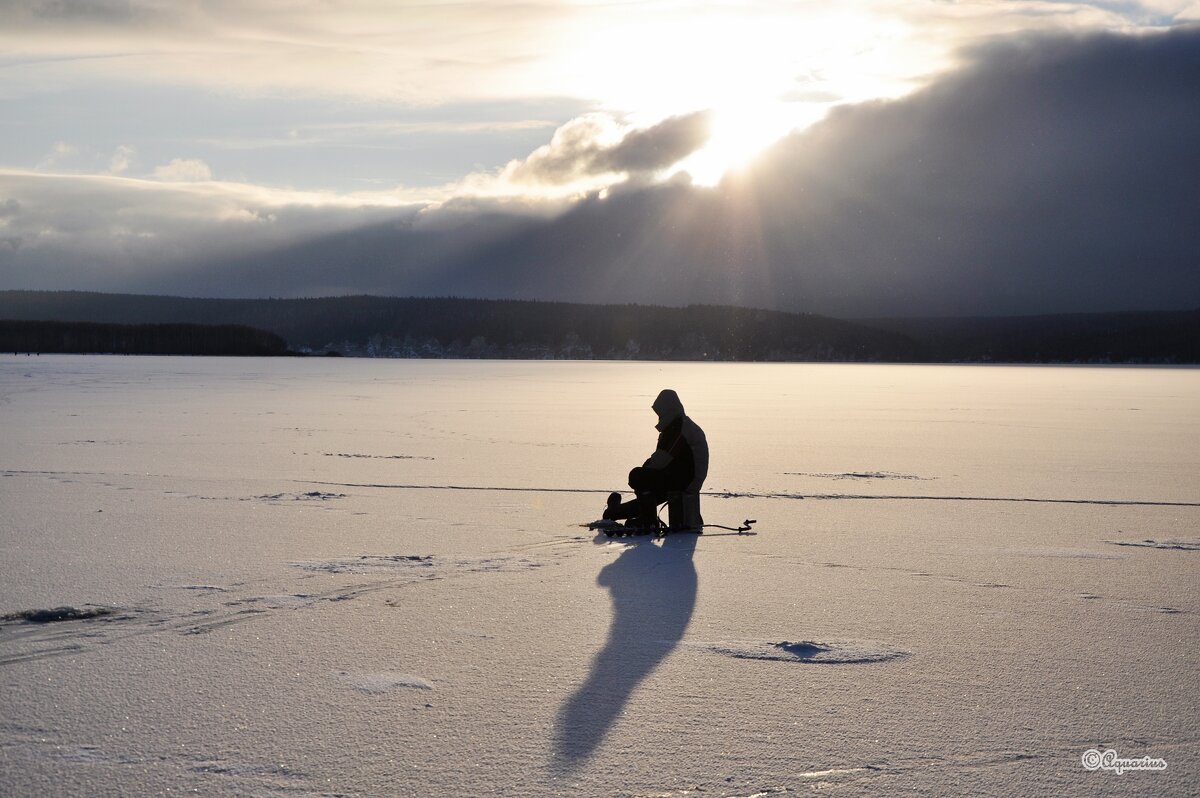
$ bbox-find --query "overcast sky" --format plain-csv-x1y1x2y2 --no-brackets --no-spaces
1,1,1198,316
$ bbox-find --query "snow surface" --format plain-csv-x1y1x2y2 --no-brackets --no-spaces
1,355,1197,796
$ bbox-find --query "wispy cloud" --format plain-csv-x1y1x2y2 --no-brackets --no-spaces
189,119,560,152
0,1,577,102
152,158,213,182
35,140,79,170
2,0,1191,105
108,144,135,174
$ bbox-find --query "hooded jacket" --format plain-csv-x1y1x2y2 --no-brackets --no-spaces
647,389,709,494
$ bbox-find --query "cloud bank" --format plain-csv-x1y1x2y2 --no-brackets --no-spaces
2,27,1198,316
501,112,713,187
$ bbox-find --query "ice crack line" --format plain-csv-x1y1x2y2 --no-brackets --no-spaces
297,481,1200,508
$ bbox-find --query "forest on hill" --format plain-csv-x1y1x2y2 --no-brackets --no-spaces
0,319,287,356
0,292,919,361
1,291,1196,363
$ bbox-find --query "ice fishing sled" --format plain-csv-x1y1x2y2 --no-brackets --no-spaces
589,490,755,537
586,517,757,538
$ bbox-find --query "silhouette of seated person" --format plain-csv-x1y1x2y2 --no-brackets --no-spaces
604,389,708,528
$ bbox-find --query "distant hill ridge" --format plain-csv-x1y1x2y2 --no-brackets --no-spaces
0,291,1196,363
0,319,286,357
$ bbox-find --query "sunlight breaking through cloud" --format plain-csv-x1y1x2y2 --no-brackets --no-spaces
0,2,1197,314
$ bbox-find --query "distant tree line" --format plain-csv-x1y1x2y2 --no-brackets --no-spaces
0,293,923,361
865,310,1200,364
0,320,287,356
331,299,923,361
0,291,1196,363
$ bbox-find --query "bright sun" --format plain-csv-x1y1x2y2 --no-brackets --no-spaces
550,4,922,186
674,102,827,186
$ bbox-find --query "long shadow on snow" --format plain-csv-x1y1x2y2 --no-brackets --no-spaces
552,532,697,772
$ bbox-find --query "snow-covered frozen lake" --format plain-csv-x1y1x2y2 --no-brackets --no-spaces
1,355,1197,796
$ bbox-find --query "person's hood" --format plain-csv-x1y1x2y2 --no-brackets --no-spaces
652,389,685,432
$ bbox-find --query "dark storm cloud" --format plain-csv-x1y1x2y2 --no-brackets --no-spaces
731,25,1200,315
460,26,1200,315
4,28,1198,316
505,111,713,184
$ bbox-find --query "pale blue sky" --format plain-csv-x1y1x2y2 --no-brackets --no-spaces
1,84,582,190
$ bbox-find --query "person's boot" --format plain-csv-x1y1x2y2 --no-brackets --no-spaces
606,497,641,521
635,491,660,526
602,491,622,520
